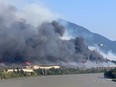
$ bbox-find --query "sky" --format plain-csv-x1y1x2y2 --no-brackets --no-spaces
2,0,116,40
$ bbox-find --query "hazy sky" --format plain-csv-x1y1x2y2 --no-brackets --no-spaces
3,0,116,40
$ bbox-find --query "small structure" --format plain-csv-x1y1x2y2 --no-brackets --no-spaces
39,65,60,70
25,65,60,70
5,68,34,73
4,65,61,73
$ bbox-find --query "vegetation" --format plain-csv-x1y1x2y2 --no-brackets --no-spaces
34,67,112,75
0,68,36,79
0,67,114,80
104,68,116,82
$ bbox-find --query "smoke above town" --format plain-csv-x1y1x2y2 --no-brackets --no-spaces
0,3,115,67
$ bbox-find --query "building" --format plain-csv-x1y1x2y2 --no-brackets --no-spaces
5,68,34,73
4,65,61,73
25,65,60,70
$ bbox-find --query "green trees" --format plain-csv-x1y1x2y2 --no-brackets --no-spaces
104,68,116,79
0,67,114,80
104,68,116,82
34,68,60,75
34,67,108,75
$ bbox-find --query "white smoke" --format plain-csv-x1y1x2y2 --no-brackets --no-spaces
60,60,116,68
84,60,116,68
89,45,116,61
0,0,20,6
0,0,60,27
60,29,72,40
59,20,74,40
17,4,59,27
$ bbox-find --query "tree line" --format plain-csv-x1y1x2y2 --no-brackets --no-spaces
0,67,115,80
104,68,116,82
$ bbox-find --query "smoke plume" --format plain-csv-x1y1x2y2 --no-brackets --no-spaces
89,46,116,61
0,3,113,67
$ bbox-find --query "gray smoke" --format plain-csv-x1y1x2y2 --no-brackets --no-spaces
0,4,109,66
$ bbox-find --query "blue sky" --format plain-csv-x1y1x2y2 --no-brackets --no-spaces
5,0,116,40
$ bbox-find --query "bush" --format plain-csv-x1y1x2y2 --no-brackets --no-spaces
104,69,116,79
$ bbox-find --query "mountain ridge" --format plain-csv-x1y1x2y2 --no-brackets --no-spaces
59,19,116,54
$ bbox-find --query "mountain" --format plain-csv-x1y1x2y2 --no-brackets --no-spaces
59,19,116,54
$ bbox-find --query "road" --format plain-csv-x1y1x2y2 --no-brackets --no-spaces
0,73,115,87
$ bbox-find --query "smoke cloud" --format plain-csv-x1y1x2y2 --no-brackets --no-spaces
17,4,59,27
89,46,116,61
0,3,114,67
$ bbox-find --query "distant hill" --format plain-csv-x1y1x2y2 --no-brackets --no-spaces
59,19,116,54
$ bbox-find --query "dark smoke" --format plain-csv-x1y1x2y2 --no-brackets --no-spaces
0,4,107,66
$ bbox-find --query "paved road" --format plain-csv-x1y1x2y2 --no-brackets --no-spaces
0,73,115,87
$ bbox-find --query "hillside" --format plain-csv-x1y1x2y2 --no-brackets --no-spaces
59,20,116,54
